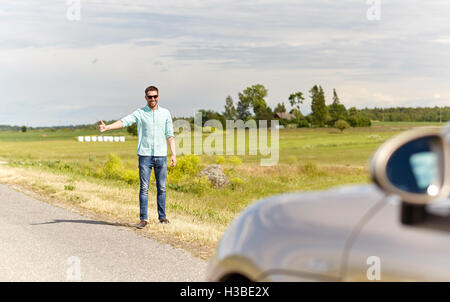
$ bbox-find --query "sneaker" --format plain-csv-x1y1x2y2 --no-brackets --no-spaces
136,221,148,229
159,218,170,224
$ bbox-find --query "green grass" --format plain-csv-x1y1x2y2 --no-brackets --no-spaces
1,124,443,223
0,128,131,142
0,123,441,176
371,121,444,126
0,125,414,165
0,124,435,216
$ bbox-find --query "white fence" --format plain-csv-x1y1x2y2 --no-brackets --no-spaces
78,136,125,142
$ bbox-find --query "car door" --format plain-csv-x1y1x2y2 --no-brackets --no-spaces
345,197,450,281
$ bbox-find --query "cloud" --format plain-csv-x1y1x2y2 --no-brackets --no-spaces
432,37,450,44
1,0,450,126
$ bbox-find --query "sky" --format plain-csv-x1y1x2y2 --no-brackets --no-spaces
1,0,450,127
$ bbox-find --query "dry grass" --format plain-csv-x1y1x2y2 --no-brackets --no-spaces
0,164,221,259
234,162,367,175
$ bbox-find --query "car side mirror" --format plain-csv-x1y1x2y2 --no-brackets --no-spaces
371,128,449,205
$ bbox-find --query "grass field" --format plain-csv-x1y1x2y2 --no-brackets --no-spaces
0,122,444,259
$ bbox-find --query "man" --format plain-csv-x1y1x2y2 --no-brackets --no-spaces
98,85,176,229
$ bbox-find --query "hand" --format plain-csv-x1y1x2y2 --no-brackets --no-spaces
170,154,177,167
98,120,108,132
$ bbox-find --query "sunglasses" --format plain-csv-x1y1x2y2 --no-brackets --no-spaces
146,95,158,99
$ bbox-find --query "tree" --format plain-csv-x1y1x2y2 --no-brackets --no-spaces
347,107,371,127
237,84,269,122
199,109,225,127
239,84,268,113
348,107,358,116
328,88,347,125
21,126,27,133
255,106,274,127
310,85,329,127
274,102,287,114
223,96,238,120
288,91,304,112
334,119,350,132
127,123,137,136
236,99,251,120
358,106,450,123
289,108,303,120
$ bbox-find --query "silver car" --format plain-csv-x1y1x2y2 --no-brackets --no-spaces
207,125,450,281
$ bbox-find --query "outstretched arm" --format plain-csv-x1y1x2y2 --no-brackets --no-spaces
98,120,123,132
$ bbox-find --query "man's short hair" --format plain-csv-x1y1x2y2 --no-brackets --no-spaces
145,86,159,95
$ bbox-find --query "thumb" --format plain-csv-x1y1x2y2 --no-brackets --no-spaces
100,120,105,126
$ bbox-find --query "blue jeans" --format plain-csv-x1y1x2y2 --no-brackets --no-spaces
138,156,167,221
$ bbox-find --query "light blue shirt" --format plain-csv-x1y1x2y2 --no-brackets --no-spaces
121,105,174,156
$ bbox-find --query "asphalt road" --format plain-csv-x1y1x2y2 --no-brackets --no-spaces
0,183,207,281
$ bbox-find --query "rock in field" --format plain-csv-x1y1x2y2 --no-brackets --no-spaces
196,164,230,188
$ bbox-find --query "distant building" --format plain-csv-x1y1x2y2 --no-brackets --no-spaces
274,112,296,120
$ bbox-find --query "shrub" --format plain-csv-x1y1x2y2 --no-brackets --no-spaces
167,154,201,183
230,177,244,190
103,153,123,179
168,175,211,195
215,156,226,164
297,119,309,128
334,119,350,132
279,118,289,126
347,115,371,127
227,156,242,166
97,153,139,184
189,175,212,194
121,169,139,184
81,162,92,176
